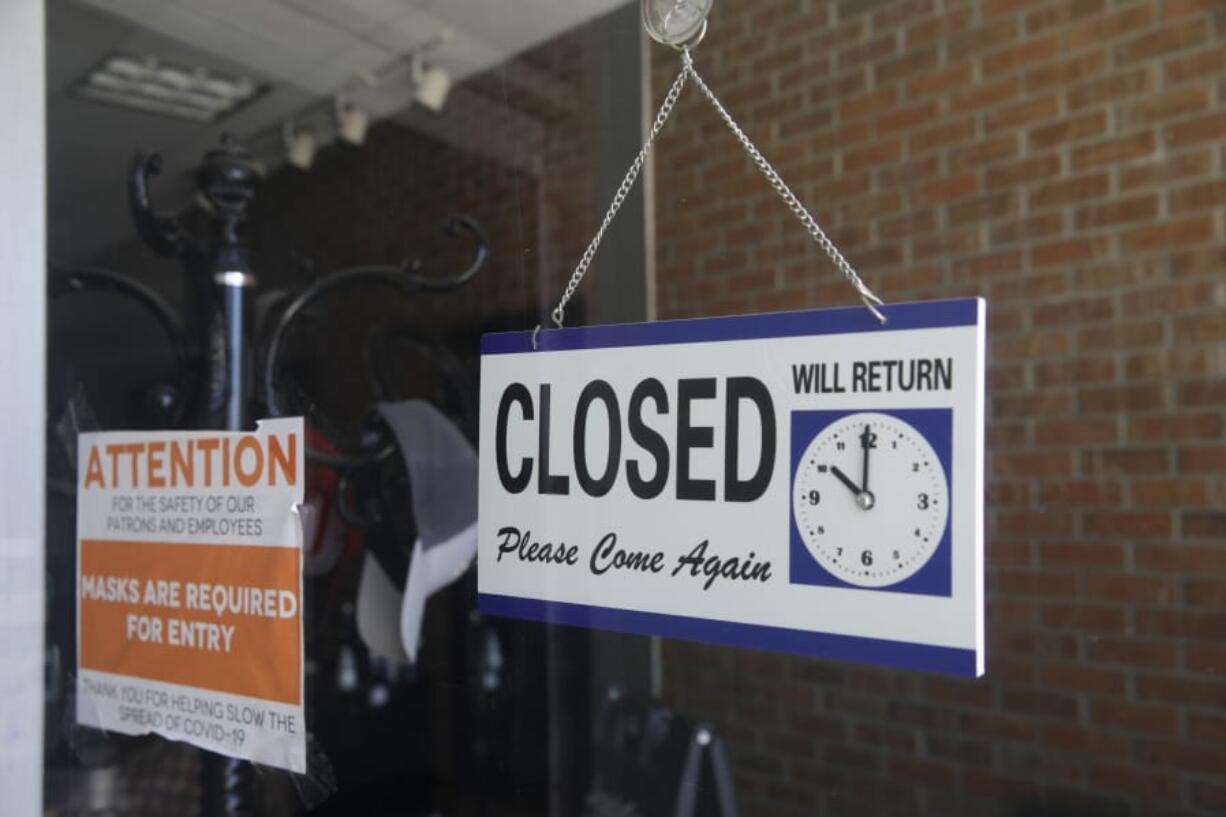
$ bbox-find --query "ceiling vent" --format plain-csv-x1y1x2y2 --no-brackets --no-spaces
72,54,264,123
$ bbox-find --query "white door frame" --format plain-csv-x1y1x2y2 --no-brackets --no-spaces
0,1,46,814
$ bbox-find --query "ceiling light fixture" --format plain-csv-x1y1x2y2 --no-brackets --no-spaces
334,95,369,146
411,57,451,113
282,120,315,170
73,55,263,123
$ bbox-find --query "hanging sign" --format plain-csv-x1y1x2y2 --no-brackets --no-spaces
75,418,307,772
478,299,985,676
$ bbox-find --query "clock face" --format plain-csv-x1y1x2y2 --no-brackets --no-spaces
792,411,949,588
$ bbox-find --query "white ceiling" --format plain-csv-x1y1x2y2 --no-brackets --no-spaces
50,0,633,263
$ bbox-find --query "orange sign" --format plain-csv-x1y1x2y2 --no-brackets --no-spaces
76,419,306,773
79,538,301,705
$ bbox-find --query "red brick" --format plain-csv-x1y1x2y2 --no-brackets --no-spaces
1002,688,1079,720
1029,0,1107,31
1088,638,1178,669
1084,574,1177,604
913,229,980,259
1029,111,1107,150
1000,628,1078,657
1035,419,1119,447
1166,111,1226,148
1179,446,1226,474
1176,312,1226,343
1136,740,1226,775
1030,174,1110,208
876,46,940,85
991,212,1065,244
906,9,972,48
950,77,1020,114
1136,543,1226,572
1165,44,1226,83
984,34,1062,75
1115,18,1208,65
1074,195,1159,229
1079,321,1166,352
1065,4,1155,49
1164,0,1221,18
1121,216,1216,251
1121,85,1211,128
1071,132,1156,171
1024,49,1106,92
988,157,1061,191
1038,539,1123,567
1195,781,1226,810
950,137,1019,171
1186,576,1226,608
997,571,1078,597
1187,643,1226,678
1184,512,1226,540
1129,413,1222,442
1039,602,1127,630
1068,68,1153,110
949,20,1019,60
1091,699,1180,736
1040,725,1129,758
912,174,979,205
840,86,898,122
1085,511,1173,538
910,120,979,154
1080,384,1166,414
1189,713,1226,743
987,95,1061,132
1076,260,1166,289
1132,478,1223,506
1033,357,1117,386
1087,763,1180,800
907,62,974,97
1120,149,1212,190
1137,673,1226,707
993,451,1073,477
1039,663,1126,694
874,100,939,135
837,34,897,71
1031,237,1109,267
1137,609,1226,639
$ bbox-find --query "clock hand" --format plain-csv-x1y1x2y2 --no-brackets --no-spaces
829,465,861,498
860,423,872,493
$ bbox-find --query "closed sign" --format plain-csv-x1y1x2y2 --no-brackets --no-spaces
478,299,985,676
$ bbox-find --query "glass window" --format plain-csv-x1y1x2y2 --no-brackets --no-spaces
39,1,1226,816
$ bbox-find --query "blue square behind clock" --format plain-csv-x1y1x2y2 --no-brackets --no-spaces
789,407,953,597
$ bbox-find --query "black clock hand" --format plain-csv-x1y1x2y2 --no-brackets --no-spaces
860,423,872,492
829,465,861,498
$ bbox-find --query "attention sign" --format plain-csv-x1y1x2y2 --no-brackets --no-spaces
76,418,306,772
478,299,985,676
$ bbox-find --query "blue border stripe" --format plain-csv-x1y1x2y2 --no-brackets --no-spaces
482,298,981,355
478,593,979,677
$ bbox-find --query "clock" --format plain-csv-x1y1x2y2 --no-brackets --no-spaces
790,409,951,593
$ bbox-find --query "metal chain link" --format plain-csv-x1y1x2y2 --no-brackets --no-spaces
681,50,886,322
537,47,886,347
539,59,691,346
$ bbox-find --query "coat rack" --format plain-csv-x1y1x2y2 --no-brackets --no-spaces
51,132,489,817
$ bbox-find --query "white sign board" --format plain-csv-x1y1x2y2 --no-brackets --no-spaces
478,299,985,676
76,418,307,771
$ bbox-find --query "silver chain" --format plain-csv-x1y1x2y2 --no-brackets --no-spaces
538,48,885,346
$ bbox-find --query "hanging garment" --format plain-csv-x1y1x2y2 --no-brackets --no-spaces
376,399,478,661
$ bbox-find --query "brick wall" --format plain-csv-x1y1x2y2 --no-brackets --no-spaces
651,1,1226,814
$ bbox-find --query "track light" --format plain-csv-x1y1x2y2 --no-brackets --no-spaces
282,120,315,170
411,57,451,113
334,95,369,146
